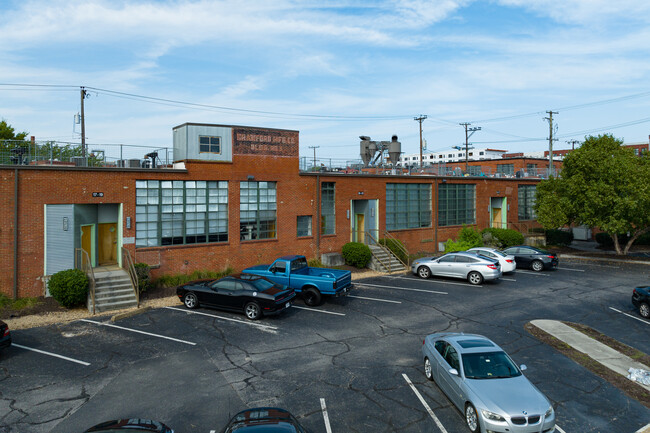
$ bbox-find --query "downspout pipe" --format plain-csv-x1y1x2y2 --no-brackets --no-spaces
316,174,320,259
13,168,18,300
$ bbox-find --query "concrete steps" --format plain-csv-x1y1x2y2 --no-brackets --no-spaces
368,245,407,273
89,268,138,313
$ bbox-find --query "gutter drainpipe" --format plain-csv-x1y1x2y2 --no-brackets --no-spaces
316,174,320,259
13,168,18,300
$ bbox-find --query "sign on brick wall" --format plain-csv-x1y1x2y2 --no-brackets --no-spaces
233,128,298,157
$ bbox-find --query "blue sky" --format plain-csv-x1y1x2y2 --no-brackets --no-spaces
1,0,650,164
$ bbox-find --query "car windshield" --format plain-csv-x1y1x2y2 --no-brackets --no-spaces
462,351,522,379
248,278,278,291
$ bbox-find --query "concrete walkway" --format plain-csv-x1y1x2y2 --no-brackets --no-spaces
531,319,650,393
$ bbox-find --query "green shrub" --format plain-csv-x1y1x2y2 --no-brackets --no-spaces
48,269,89,308
134,263,152,293
154,267,233,288
341,242,372,268
444,239,476,252
595,232,650,247
545,229,573,246
308,258,325,268
481,228,524,249
379,238,408,264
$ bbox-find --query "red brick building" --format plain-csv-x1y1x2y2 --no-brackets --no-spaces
1,123,545,298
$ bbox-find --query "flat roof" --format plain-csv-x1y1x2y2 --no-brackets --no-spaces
172,122,298,133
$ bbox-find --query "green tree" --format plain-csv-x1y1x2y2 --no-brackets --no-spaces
534,134,650,255
0,119,28,141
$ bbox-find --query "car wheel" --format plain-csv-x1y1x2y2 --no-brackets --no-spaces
303,288,322,307
424,357,434,381
467,271,483,285
417,266,431,279
183,292,198,309
640,302,650,318
244,302,261,320
465,403,480,433
531,260,544,272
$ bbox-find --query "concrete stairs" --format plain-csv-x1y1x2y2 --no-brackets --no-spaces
89,267,138,313
368,245,407,273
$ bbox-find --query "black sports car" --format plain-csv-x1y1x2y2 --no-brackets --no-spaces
221,407,309,433
632,286,650,318
0,320,11,350
501,245,558,271
84,418,174,432
177,273,296,320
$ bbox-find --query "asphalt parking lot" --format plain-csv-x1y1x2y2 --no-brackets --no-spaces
1,258,649,433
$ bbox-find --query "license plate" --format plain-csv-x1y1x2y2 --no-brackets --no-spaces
285,302,290,308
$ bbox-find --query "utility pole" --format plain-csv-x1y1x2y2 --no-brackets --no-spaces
544,111,558,176
457,123,481,173
414,115,427,169
308,146,320,170
80,87,89,158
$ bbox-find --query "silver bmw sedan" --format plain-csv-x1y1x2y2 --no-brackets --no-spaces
422,332,556,433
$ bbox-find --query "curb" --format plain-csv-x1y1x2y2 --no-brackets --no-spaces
111,306,152,322
559,254,650,265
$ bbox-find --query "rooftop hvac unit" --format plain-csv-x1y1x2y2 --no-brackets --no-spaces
128,159,141,168
70,156,87,167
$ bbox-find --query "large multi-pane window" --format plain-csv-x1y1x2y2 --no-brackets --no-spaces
438,184,476,226
497,163,514,175
135,180,228,247
518,185,537,220
297,216,312,237
386,183,431,230
199,136,221,154
240,181,277,240
321,182,335,235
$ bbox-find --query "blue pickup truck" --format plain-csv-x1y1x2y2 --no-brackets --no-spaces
243,255,353,306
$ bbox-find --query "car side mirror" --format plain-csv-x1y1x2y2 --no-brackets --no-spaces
448,368,459,376
520,364,527,371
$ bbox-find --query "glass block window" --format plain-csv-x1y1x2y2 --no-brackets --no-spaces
297,216,312,237
199,136,221,154
518,185,537,220
386,183,431,230
240,181,277,241
135,180,228,247
438,183,476,226
497,163,514,175
321,182,335,235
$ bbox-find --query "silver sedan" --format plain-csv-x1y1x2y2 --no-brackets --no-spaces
422,332,556,433
411,251,502,285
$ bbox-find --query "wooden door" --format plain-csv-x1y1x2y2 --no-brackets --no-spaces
355,213,365,244
98,223,117,265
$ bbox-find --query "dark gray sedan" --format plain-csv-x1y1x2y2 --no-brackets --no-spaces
501,246,558,272
422,333,555,433
411,251,502,285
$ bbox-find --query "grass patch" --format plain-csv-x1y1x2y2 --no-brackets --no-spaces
0,294,42,310
525,322,650,409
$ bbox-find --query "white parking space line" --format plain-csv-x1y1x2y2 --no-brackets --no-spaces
292,306,346,316
357,282,448,295
80,319,197,345
556,425,567,433
390,275,480,287
402,373,448,433
516,270,550,276
557,267,586,272
348,295,401,304
12,343,90,366
609,307,650,326
320,398,333,433
500,277,517,282
165,306,279,330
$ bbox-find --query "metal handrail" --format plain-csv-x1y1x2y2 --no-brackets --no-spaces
75,248,96,314
121,247,140,307
363,230,392,273
381,231,410,267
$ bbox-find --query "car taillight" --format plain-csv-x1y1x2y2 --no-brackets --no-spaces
547,255,555,259
506,259,514,263
2,327,9,337
487,264,497,269
333,281,337,290
422,339,425,345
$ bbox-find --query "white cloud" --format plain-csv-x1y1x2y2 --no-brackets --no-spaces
497,0,650,25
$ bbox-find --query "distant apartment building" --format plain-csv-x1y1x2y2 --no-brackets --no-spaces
397,148,507,166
